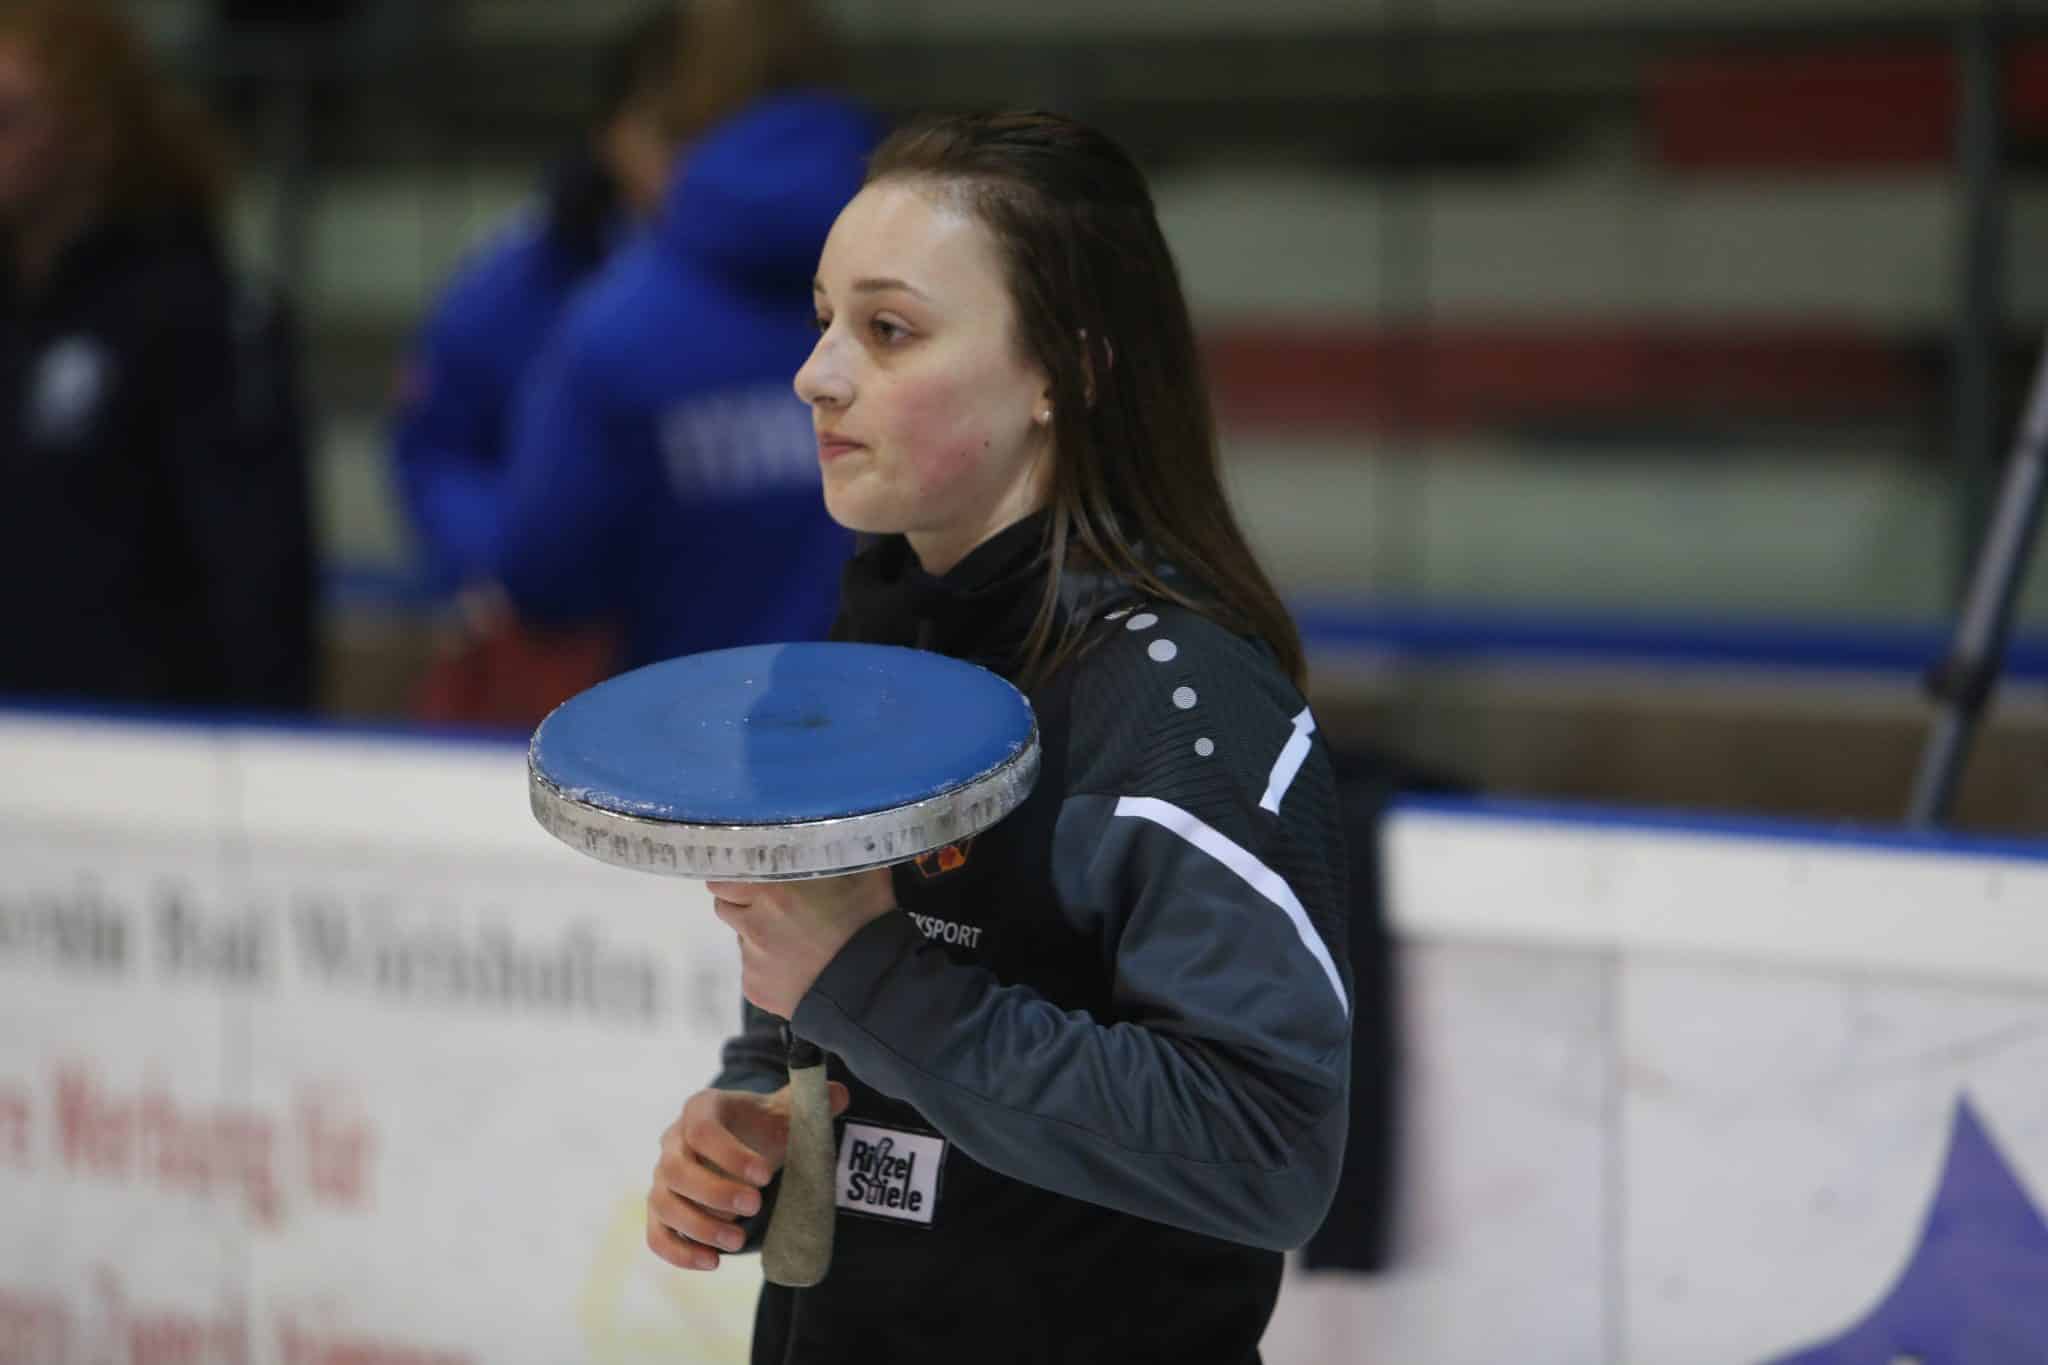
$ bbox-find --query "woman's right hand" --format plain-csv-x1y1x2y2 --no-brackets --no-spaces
646,1081,851,1271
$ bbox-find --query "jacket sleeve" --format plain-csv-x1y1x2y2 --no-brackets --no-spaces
711,999,791,1096
493,308,644,626
155,270,316,710
388,289,512,593
791,620,1353,1251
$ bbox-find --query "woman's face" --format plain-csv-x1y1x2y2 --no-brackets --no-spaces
795,178,1054,576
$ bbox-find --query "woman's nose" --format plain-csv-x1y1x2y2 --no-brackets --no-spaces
794,335,852,410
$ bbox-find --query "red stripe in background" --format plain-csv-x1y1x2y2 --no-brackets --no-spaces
1201,323,1927,435
1204,45,2048,434
1652,41,2048,171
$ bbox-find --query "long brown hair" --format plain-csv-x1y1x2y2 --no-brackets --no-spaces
866,111,1308,690
0,0,231,227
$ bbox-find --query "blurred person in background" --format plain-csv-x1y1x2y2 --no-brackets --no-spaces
0,0,313,711
389,3,683,727
491,0,872,678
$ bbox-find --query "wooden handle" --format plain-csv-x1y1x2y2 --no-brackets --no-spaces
761,1036,834,1287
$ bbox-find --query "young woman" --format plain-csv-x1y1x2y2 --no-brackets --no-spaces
647,110,1352,1365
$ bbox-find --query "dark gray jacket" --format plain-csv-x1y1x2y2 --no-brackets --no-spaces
716,516,1352,1365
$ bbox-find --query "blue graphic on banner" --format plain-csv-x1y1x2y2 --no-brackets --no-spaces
1767,1098,2048,1364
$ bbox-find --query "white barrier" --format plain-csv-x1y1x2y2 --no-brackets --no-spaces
1262,798,2048,1364
0,714,760,1365
4,712,2046,1364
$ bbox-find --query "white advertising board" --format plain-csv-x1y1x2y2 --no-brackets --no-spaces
6,715,2047,1364
0,717,761,1365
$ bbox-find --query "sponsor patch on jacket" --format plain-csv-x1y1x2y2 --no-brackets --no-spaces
905,910,983,949
835,1122,945,1227
912,836,974,879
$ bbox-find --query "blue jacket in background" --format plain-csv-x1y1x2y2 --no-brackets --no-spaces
389,154,618,593
496,92,873,669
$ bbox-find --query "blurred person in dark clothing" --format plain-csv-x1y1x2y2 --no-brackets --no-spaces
493,0,871,676
0,0,313,711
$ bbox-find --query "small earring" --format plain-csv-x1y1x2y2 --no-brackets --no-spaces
1036,406,1053,425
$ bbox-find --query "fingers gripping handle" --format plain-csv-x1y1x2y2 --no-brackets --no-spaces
762,1034,834,1287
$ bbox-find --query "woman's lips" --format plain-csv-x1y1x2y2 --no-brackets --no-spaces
817,435,866,461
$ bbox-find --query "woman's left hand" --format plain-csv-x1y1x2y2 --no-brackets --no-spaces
706,869,899,1018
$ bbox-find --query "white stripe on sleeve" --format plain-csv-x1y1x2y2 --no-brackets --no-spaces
1114,795,1349,1015
1258,708,1316,815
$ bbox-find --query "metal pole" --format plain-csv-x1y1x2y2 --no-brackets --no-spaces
1910,336,2048,826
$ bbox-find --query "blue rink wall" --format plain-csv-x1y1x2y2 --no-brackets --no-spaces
2,708,2046,1364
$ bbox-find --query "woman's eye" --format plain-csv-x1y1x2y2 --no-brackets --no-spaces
813,314,832,334
870,317,908,344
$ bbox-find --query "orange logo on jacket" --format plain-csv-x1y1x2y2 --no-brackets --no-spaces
913,837,975,879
